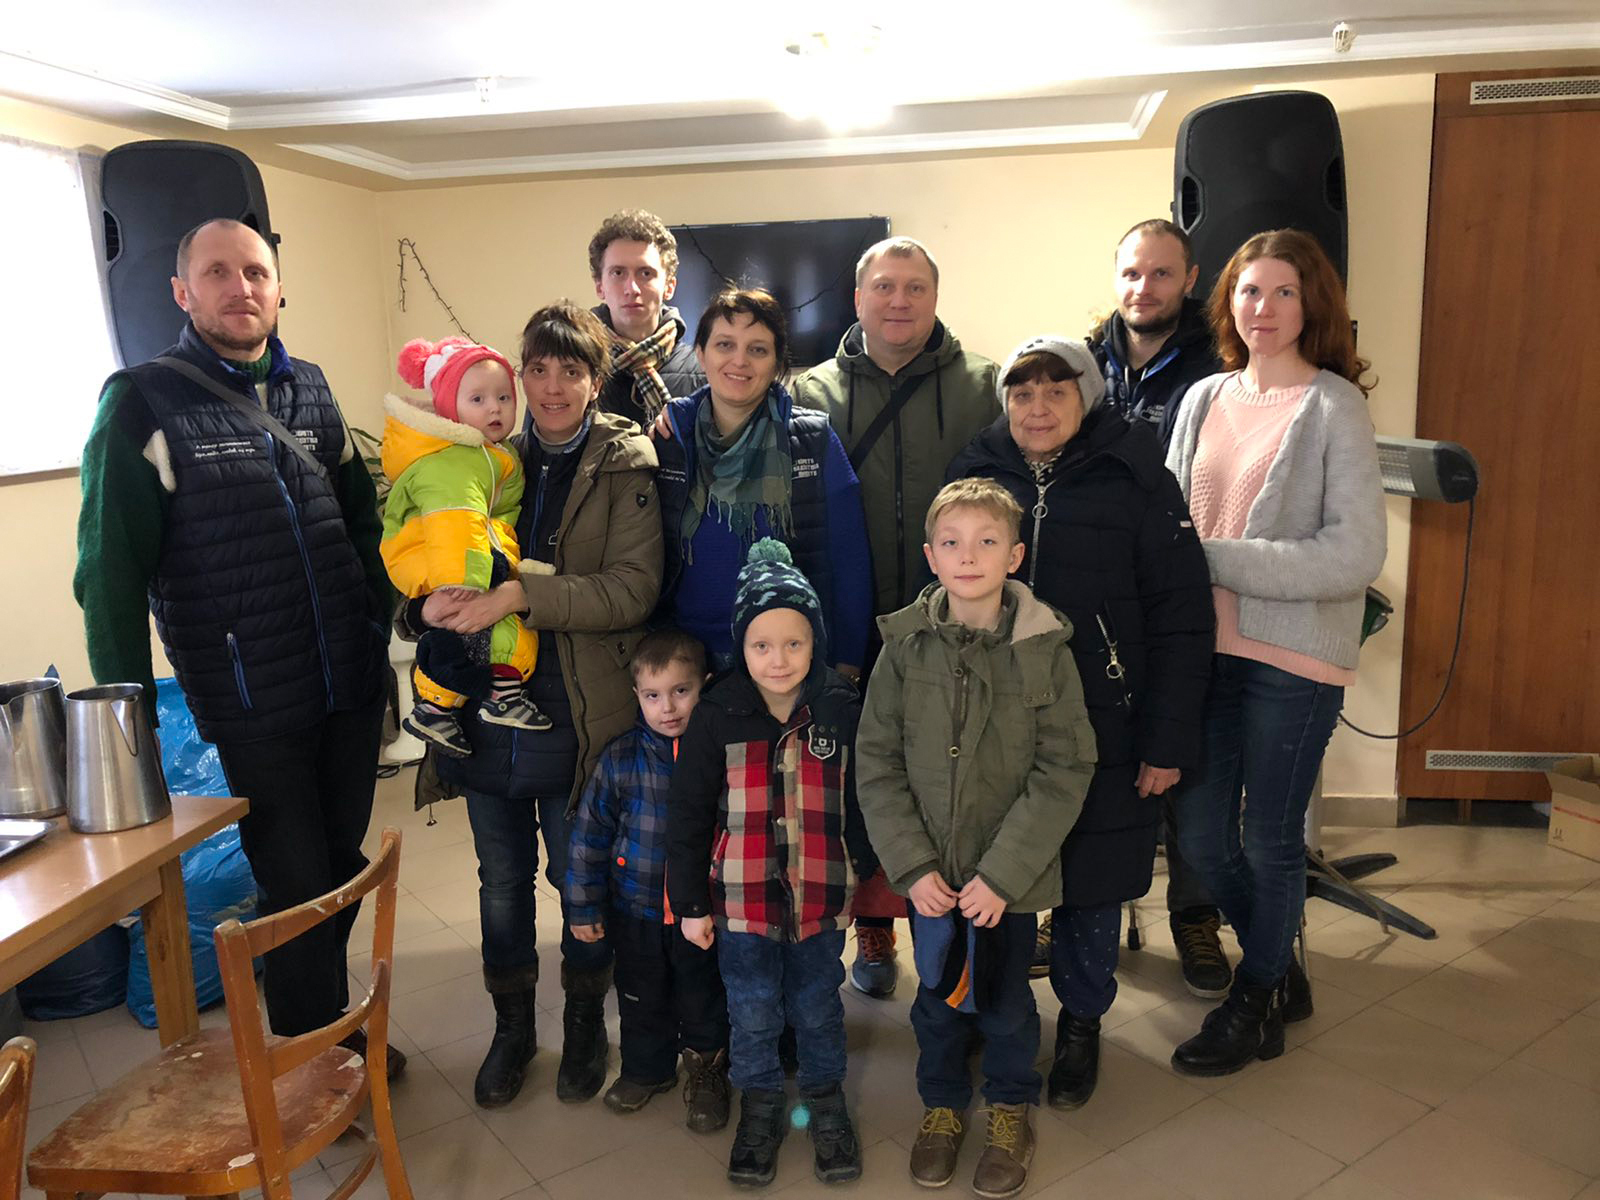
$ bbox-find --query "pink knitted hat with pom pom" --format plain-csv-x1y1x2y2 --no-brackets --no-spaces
396,336,515,422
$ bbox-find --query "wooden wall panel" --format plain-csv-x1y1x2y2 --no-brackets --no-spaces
1399,67,1600,802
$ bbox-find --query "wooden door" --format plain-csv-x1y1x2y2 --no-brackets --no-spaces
1399,68,1600,803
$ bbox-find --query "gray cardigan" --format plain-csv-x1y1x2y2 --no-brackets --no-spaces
1165,370,1386,670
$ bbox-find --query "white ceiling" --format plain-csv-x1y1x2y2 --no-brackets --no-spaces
3,0,1597,183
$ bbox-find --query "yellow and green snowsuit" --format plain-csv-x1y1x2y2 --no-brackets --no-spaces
379,392,537,707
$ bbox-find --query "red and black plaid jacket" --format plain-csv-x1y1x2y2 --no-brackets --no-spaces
666,668,878,943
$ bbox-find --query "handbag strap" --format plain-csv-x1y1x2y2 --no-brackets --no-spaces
154,355,330,483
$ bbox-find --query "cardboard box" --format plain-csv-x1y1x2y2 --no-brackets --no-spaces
1545,755,1600,863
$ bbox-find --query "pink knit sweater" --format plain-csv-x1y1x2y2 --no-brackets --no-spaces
1190,374,1356,686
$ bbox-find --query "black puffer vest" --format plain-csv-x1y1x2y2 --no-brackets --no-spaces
654,385,836,641
123,324,383,744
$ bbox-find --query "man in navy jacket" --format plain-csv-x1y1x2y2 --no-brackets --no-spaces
1086,219,1229,999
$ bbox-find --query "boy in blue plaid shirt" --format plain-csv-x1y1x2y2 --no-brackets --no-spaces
566,629,731,1129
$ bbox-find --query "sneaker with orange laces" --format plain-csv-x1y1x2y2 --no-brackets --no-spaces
849,923,898,999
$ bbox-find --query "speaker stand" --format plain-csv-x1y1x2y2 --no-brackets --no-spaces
1305,847,1437,940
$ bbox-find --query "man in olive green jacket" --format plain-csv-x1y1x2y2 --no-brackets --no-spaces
792,237,1000,619
793,235,1000,998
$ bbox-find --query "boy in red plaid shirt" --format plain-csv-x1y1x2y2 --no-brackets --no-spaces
667,539,879,1188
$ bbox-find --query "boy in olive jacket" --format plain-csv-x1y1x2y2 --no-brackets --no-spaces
856,478,1096,1200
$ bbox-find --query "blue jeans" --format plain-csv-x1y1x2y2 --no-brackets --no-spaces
718,929,846,1092
463,790,612,983
1048,902,1122,1020
910,913,1041,1108
1172,655,1343,989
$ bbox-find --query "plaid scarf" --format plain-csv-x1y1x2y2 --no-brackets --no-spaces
606,316,679,422
680,389,793,560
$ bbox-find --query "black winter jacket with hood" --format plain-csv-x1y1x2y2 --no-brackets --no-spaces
947,405,1214,905
1088,298,1220,450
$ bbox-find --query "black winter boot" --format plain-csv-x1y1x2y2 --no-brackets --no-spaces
474,982,538,1107
1279,957,1314,1023
556,963,611,1102
728,1087,788,1187
800,1082,862,1184
1171,979,1283,1077
1046,1012,1100,1109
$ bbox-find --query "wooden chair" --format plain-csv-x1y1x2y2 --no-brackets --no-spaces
1,1036,37,1200
28,828,412,1200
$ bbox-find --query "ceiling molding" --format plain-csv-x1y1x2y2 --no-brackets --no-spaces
281,91,1168,180
151,22,1600,129
7,22,1598,137
0,49,229,128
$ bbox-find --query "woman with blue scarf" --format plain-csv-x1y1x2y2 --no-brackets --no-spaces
656,288,872,678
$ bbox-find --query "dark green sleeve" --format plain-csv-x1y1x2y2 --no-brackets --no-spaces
73,377,167,725
334,442,397,629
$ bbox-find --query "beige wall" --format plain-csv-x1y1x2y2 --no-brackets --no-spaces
0,95,389,694
372,70,1436,801
1,71,1435,801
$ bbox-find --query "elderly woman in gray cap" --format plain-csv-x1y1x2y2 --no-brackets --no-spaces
946,335,1214,1110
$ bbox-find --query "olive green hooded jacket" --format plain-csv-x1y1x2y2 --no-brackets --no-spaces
793,321,998,615
855,581,1097,913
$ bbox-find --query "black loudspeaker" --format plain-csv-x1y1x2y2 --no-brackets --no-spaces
1173,91,1347,304
101,140,274,366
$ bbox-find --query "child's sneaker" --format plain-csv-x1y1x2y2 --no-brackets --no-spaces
682,1047,731,1133
727,1088,787,1187
403,704,472,757
479,690,554,731
849,925,899,998
908,1105,965,1187
800,1083,861,1184
1029,913,1053,979
972,1104,1034,1199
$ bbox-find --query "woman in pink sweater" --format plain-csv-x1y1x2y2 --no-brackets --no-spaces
1163,230,1386,1078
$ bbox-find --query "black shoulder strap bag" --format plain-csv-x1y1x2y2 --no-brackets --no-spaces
847,370,926,474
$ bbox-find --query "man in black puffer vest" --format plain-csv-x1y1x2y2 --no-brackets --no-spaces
75,219,401,1074
1086,218,1229,1001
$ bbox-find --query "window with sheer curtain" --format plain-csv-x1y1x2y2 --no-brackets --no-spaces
0,135,120,477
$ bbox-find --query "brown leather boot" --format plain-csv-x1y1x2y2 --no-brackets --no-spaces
971,1103,1034,1199
908,1106,965,1187
682,1047,731,1133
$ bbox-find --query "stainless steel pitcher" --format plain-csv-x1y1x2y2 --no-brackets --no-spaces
65,684,171,833
0,678,68,818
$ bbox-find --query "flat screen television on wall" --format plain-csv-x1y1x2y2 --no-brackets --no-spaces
668,217,891,371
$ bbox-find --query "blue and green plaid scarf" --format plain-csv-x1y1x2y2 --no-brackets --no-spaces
680,388,792,559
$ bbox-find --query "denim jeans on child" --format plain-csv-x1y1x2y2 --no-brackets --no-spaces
717,929,847,1092
611,911,729,1085
910,912,1041,1109
464,790,613,982
1172,654,1343,989
1048,902,1123,1020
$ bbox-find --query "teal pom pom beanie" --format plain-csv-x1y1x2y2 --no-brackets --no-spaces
732,537,829,667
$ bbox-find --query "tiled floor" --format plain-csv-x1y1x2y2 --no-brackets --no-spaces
18,774,1600,1199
